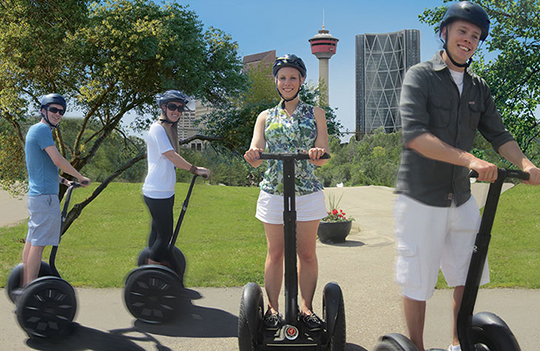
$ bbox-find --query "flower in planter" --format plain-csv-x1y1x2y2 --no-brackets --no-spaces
321,194,354,223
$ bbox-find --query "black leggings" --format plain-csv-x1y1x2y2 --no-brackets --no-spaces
143,195,175,262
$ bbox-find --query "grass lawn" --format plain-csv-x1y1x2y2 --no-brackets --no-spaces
1,182,539,289
0,181,266,288
436,183,540,289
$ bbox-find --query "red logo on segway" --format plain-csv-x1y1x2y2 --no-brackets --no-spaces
284,325,299,340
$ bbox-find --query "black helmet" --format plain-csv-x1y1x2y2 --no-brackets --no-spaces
155,90,189,108
40,93,67,110
440,1,490,41
272,54,307,78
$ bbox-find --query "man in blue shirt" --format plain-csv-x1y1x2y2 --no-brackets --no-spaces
22,93,90,287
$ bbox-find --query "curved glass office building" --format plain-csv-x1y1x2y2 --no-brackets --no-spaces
355,29,420,138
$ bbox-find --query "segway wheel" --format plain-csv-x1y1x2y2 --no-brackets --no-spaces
16,276,77,338
470,312,521,351
7,262,53,303
124,265,183,324
238,282,264,351
322,282,346,351
373,333,418,351
137,247,186,286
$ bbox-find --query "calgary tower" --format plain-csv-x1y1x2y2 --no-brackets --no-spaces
308,20,339,104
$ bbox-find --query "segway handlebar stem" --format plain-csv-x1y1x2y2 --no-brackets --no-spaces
51,182,85,277
458,168,528,351
256,151,329,325
168,174,201,249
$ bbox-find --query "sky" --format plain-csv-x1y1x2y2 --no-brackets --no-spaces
172,0,446,139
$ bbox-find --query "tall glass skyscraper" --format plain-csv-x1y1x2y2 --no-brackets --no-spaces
355,29,420,138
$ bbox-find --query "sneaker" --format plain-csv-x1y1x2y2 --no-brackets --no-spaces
302,311,322,331
448,344,461,351
264,310,282,330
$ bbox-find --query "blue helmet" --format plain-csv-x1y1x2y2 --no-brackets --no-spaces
155,90,189,108
40,93,67,110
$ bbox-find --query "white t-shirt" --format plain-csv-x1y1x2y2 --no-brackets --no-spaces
142,122,176,199
450,69,464,95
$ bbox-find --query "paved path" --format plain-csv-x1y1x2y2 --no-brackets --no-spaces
0,190,27,227
1,184,538,350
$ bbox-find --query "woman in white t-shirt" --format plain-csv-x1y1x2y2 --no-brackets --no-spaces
142,90,210,266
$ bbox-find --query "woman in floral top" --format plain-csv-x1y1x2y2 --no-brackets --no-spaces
244,54,329,332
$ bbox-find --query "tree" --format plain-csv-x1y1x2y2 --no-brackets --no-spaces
242,61,277,106
0,120,27,196
317,129,402,188
420,0,540,164
0,0,247,231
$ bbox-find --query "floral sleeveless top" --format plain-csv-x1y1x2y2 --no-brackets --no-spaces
259,101,323,195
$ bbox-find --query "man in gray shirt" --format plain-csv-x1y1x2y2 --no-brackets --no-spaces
394,2,540,350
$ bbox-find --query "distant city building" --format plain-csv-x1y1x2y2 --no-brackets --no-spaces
177,50,277,150
355,29,420,138
177,102,204,150
242,50,276,72
309,25,339,104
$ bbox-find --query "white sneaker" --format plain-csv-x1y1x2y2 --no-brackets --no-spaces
448,344,461,351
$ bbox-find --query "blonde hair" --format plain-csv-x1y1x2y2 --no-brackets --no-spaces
158,112,179,153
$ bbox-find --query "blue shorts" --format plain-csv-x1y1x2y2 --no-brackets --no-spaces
26,194,61,246
256,190,327,225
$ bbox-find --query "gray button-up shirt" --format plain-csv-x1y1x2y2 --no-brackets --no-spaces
396,51,514,207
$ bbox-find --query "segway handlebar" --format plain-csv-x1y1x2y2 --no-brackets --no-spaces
468,168,530,181
258,152,331,160
69,180,89,188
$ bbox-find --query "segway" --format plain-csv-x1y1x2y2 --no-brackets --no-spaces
374,168,529,351
124,174,202,324
6,181,86,338
238,152,346,351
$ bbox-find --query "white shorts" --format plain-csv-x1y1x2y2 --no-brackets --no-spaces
256,190,327,225
26,195,61,246
394,194,489,301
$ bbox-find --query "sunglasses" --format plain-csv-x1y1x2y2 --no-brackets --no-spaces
47,106,65,116
166,103,185,112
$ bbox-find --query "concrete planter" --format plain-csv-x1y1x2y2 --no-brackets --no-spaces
317,221,352,244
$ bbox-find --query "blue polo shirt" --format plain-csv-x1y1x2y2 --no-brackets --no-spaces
25,122,59,196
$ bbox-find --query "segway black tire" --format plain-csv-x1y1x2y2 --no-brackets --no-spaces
7,262,52,303
470,312,521,351
238,282,264,351
322,282,346,351
16,276,77,339
124,265,183,324
137,246,186,286
374,333,418,351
